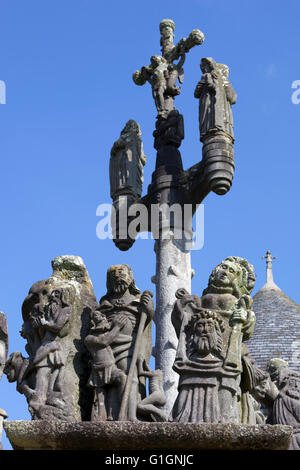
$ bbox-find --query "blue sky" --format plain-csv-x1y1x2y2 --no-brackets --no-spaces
0,0,299,449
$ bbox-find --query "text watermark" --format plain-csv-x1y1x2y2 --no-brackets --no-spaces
0,81,6,104
291,80,300,104
96,202,205,250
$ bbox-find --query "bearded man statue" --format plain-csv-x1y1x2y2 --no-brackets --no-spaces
171,256,257,424
96,264,154,421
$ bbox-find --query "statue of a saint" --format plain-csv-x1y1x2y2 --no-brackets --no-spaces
194,58,236,141
13,288,72,419
110,120,146,202
217,63,237,139
5,255,99,422
96,264,154,421
171,256,256,424
267,358,300,450
84,310,127,421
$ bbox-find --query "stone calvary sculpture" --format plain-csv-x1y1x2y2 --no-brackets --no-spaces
5,260,167,425
109,19,238,415
170,256,258,423
1,19,297,451
2,256,295,451
5,255,99,421
85,264,166,422
133,19,204,119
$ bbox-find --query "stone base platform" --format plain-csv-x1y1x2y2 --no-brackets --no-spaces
4,421,292,450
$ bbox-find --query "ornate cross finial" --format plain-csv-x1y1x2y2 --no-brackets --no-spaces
133,20,205,119
262,250,276,286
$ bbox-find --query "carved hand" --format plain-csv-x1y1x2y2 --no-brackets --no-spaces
140,290,154,320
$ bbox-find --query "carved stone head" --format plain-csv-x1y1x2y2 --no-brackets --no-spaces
200,57,217,74
187,310,225,357
4,352,24,383
159,19,175,49
266,358,289,383
49,289,63,305
150,55,167,68
90,310,111,333
203,256,256,299
104,264,141,298
122,119,141,138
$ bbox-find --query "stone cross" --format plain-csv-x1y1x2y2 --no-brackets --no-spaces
133,19,204,118
110,20,236,417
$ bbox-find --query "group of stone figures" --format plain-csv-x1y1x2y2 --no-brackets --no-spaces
133,19,235,142
1,255,299,449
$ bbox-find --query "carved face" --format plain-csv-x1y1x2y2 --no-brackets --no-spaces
4,354,21,382
108,265,133,295
212,261,241,288
123,119,140,136
253,378,269,401
151,55,165,67
50,289,62,304
192,318,220,356
200,58,215,74
267,359,288,382
92,311,110,332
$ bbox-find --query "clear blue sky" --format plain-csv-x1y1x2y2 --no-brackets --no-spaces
0,0,299,449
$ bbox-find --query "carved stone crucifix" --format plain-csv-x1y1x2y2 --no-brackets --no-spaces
133,19,205,119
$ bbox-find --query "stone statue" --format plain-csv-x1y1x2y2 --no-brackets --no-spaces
136,359,167,421
133,19,204,119
194,57,236,141
4,352,35,416
193,58,236,196
18,288,71,419
110,120,146,202
267,358,300,450
134,51,185,118
5,255,99,421
153,109,184,150
170,256,257,424
85,310,127,421
92,264,155,421
240,346,274,424
217,63,237,139
110,120,147,251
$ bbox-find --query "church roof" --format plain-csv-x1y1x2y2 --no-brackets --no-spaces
247,251,300,373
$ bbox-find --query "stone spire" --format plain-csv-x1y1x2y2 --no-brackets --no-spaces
261,250,280,290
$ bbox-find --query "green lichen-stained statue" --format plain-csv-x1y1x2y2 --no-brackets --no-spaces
133,19,204,119
194,57,237,141
170,256,260,424
86,264,166,422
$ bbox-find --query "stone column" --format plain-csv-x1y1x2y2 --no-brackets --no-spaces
152,228,193,417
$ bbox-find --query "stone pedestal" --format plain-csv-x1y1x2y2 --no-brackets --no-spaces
4,421,292,450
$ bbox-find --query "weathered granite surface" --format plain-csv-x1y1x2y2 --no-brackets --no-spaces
4,421,292,450
5,255,98,421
